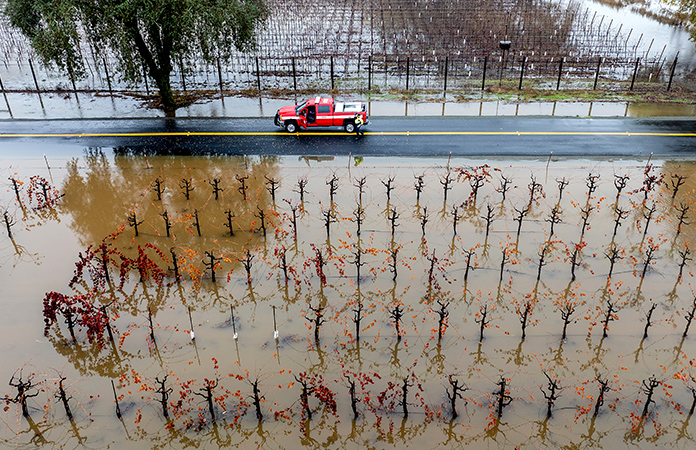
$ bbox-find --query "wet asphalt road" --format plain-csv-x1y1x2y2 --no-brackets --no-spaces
0,117,695,158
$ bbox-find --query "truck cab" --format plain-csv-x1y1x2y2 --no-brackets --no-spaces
275,97,369,133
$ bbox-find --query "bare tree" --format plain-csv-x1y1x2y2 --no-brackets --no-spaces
614,174,629,202
296,177,308,203
8,371,40,417
494,376,513,419
203,251,221,282
670,174,688,200
496,175,511,202
264,175,278,203
556,177,569,203
327,173,339,204
152,177,165,200
593,375,611,417
306,304,327,345
180,178,194,200
223,209,235,236
639,376,660,420
643,303,657,339
585,173,600,204
541,372,562,418
513,205,530,241
160,210,172,237
441,170,453,202
127,211,144,237
446,375,468,420
208,177,224,200
388,207,400,238
482,204,495,241
381,176,395,203
420,207,429,237
154,374,172,419
354,176,367,205
475,303,491,342
414,174,425,204
388,304,404,339
236,174,249,200
193,379,219,424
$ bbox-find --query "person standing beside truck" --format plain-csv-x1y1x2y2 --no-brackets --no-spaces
354,113,365,139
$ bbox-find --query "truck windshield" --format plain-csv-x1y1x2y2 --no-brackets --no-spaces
295,101,307,114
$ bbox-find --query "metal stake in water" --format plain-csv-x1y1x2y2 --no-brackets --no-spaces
273,305,278,339
231,305,238,340
44,154,53,183
188,306,195,340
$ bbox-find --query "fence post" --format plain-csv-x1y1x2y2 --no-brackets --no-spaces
556,57,564,90
0,72,12,118
292,57,297,91
667,54,678,91
216,57,224,103
443,56,449,93
593,57,602,90
28,59,44,109
102,57,113,97
368,55,372,91
179,57,186,92
518,56,526,90
68,65,78,101
481,56,488,90
405,56,410,91
630,57,640,91
142,63,150,95
330,56,334,91
255,57,261,92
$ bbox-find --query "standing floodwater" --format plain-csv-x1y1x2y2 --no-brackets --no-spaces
1,150,696,448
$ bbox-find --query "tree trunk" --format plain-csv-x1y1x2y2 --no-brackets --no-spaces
154,72,176,116
123,18,177,116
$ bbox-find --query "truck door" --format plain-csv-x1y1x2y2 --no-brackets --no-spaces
306,105,316,125
316,104,332,126
298,108,308,129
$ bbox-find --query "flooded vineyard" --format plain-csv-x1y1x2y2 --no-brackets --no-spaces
2,150,696,448
2,0,691,101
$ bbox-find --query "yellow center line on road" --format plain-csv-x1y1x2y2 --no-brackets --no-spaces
1,130,696,138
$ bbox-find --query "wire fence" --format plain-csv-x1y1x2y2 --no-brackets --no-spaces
0,0,692,99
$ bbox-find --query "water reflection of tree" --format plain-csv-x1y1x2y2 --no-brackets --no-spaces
47,329,131,378
61,148,280,250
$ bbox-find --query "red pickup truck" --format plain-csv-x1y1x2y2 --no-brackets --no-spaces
274,97,369,133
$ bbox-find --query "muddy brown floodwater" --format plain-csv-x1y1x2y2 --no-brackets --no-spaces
2,150,696,449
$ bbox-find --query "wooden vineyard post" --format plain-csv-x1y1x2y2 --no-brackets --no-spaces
292,57,297,91
28,58,44,109
217,57,225,103
667,53,678,91
556,57,564,90
630,57,640,91
0,72,12,117
330,56,334,91
103,57,113,98
593,57,602,90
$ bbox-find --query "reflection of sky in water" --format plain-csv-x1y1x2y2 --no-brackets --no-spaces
573,0,696,67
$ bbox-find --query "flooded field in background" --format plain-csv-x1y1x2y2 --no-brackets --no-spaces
2,150,696,448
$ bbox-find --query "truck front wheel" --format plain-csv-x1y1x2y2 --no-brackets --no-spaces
285,121,298,133
344,122,356,133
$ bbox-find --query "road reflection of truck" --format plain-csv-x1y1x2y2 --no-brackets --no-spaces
274,97,369,133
